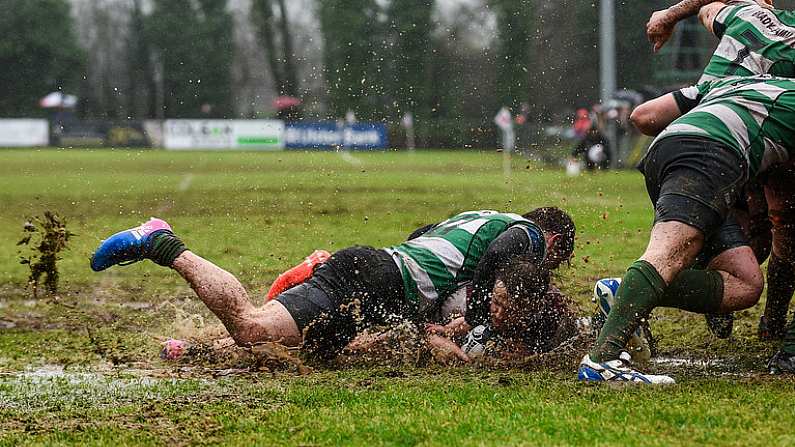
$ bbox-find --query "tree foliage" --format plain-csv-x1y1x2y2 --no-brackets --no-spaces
386,0,434,119
318,0,384,119
251,0,299,97
145,0,234,118
0,0,84,117
491,0,534,112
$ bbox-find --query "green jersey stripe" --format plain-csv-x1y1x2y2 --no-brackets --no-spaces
403,237,465,278
387,210,543,319
703,4,795,81
653,76,795,177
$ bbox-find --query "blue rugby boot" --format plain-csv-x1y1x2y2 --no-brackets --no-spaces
578,352,675,385
90,218,179,271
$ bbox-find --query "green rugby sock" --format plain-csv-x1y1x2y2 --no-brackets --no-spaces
147,231,187,267
658,269,724,314
590,260,665,362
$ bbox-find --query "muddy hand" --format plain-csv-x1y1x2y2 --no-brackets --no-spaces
647,10,674,53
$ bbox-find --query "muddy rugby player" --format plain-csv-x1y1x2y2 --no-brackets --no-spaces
90,209,576,361
637,0,795,370
579,74,795,384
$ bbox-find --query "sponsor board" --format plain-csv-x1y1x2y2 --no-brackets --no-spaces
285,122,388,150
164,120,284,150
55,120,152,147
0,119,49,147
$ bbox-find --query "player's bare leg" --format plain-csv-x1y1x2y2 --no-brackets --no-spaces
707,246,764,312
90,218,302,348
171,251,302,347
579,219,765,383
579,222,704,384
638,221,704,282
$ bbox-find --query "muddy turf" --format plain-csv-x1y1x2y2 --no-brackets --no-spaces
1,149,794,446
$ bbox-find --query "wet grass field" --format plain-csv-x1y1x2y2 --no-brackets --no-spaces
1,148,794,446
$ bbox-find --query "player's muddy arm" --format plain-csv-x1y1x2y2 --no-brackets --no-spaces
648,0,771,51
426,316,471,339
428,334,471,363
630,93,682,136
698,2,728,35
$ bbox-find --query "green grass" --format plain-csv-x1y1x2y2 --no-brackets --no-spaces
1,148,794,446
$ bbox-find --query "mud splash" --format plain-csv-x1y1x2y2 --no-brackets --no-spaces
17,212,74,297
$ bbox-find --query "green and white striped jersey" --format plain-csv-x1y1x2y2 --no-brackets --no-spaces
653,76,795,176
385,210,545,319
701,1,795,82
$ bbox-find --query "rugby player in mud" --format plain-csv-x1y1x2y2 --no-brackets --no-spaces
632,0,795,372
90,208,576,362
579,74,795,384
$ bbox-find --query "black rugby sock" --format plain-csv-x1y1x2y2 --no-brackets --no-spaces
146,230,187,267
765,254,795,337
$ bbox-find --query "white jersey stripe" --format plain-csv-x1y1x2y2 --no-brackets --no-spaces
405,236,465,277
739,8,795,45
735,82,787,101
698,103,751,149
713,35,775,75
456,218,490,235
399,253,439,314
653,123,710,146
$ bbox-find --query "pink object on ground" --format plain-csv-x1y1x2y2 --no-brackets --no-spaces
160,338,188,360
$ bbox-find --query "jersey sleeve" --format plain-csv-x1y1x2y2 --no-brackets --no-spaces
713,2,752,38
465,226,532,327
672,81,713,114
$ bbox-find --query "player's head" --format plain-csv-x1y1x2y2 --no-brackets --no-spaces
490,257,550,335
523,207,576,270
491,257,575,351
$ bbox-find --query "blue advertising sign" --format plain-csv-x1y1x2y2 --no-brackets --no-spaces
285,122,388,150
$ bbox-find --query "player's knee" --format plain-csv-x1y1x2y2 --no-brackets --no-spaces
228,320,272,347
737,268,764,309
229,304,302,347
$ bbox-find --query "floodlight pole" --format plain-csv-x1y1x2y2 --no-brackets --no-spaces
600,0,619,168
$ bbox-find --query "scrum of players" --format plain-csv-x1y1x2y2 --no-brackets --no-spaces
580,0,795,383
91,0,795,384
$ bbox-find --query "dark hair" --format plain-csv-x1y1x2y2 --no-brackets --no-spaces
495,257,574,353
496,257,550,313
523,207,576,265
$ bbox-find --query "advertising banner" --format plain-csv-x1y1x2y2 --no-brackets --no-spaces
164,120,284,150
0,119,49,147
285,122,388,150
55,120,152,147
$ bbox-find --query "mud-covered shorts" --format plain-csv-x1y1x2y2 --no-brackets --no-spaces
275,246,407,358
639,136,749,265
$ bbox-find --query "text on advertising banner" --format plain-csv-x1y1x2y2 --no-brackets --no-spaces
164,120,284,150
285,122,388,150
